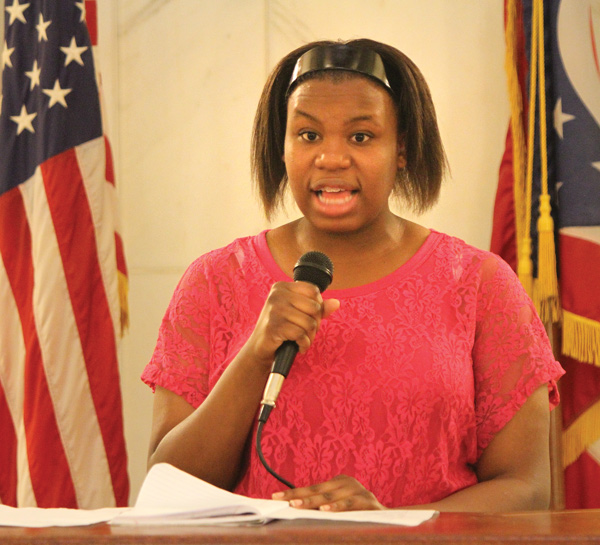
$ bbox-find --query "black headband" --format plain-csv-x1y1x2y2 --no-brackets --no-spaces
287,44,393,96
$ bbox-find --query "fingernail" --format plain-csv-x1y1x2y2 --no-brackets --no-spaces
272,492,284,500
289,499,303,507
319,504,331,511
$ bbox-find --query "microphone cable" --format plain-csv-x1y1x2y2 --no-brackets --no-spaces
255,251,333,490
256,406,295,489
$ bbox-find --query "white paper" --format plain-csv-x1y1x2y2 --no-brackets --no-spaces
272,506,438,526
110,463,437,527
110,463,292,525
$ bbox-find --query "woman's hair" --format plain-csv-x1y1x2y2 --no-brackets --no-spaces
251,38,448,220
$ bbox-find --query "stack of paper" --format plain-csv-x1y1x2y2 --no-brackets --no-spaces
110,463,437,527
0,464,437,528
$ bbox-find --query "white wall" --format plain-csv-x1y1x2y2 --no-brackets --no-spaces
97,0,509,503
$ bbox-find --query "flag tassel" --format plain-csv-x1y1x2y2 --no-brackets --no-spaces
535,194,560,323
505,0,533,298
530,0,560,324
517,237,534,298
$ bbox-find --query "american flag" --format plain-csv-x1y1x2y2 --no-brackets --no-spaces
0,0,129,508
492,0,600,508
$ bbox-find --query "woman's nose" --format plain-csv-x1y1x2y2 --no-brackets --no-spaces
314,143,351,170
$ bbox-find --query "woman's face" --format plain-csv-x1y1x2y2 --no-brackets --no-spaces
283,75,405,235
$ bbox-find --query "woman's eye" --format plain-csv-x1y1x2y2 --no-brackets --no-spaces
352,133,371,143
300,131,319,142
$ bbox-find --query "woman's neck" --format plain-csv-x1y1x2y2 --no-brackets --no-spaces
294,214,404,262
267,215,430,290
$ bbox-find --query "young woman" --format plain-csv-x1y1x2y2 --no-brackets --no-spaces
142,39,564,512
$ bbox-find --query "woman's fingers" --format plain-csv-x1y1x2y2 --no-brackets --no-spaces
247,281,338,365
272,475,384,512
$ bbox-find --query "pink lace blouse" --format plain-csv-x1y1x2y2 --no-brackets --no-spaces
142,230,564,507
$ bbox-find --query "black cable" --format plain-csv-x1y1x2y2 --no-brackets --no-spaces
255,251,332,492
255,418,295,489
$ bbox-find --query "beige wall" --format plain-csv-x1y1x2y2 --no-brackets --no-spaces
95,0,509,503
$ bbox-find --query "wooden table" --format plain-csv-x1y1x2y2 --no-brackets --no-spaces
1,509,600,544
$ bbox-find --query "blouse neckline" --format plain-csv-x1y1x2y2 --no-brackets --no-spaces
253,229,442,298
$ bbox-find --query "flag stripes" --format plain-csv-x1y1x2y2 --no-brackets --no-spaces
0,183,78,507
42,144,127,504
0,145,127,506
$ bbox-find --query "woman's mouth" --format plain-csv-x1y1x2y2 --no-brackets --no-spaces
315,187,356,204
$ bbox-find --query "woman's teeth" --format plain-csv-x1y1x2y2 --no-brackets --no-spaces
316,188,353,204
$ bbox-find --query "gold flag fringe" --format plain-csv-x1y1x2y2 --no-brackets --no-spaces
563,399,600,467
563,310,600,367
562,310,600,465
118,270,130,335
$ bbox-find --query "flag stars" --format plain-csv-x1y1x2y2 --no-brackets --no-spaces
43,79,72,108
10,104,37,135
60,36,88,66
25,59,41,90
75,1,86,23
554,97,576,139
5,0,30,25
36,13,52,42
2,41,15,69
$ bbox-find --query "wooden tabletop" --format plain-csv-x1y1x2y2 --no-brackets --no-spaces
2,509,600,544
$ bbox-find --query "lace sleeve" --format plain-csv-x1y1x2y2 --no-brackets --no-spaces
141,258,211,408
473,255,564,457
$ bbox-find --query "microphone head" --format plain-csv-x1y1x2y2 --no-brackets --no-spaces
293,251,333,293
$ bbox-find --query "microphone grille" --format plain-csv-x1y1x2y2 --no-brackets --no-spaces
293,251,333,293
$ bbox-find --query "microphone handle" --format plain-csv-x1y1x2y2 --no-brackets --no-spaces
258,341,299,423
271,340,299,376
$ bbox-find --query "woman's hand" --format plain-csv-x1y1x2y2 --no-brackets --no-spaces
245,281,340,370
272,475,385,512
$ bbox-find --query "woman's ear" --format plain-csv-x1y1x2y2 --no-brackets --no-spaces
397,138,407,170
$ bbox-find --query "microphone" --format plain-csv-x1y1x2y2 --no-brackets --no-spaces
258,251,333,424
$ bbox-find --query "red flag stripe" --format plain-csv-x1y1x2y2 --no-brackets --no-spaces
0,372,18,506
42,148,128,506
490,126,518,271
560,229,600,323
0,185,78,508
0,248,35,506
564,450,600,508
85,0,98,46
104,136,115,186
0,249,22,507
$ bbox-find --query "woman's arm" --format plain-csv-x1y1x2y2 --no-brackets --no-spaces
271,384,551,512
147,281,340,491
420,383,551,511
147,345,271,490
